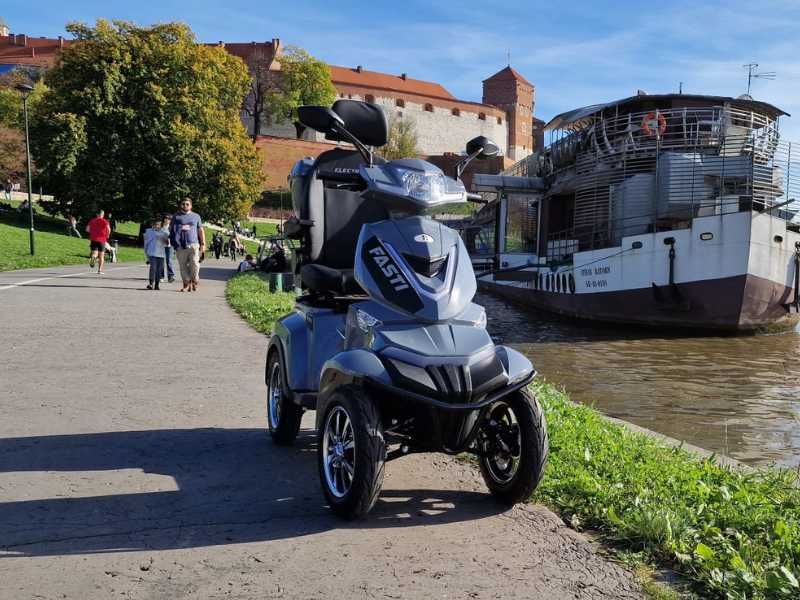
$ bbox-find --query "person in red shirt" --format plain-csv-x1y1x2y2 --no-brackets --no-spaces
85,209,111,274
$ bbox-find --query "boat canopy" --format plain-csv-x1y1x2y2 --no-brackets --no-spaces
544,94,789,132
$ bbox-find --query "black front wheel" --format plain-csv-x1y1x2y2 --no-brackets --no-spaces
478,387,548,504
266,351,303,445
318,385,385,519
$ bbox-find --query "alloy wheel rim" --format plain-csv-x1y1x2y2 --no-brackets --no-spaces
322,405,355,498
483,401,522,485
268,362,282,428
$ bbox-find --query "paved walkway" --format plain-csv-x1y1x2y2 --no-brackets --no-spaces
0,261,644,599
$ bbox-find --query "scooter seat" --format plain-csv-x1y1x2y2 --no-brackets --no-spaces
301,264,363,296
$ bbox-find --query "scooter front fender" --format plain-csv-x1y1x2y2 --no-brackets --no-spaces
316,349,392,429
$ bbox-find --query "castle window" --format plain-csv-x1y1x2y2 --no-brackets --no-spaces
365,94,375,103
395,98,405,108
497,116,502,125
478,112,486,121
424,103,434,112
452,108,460,116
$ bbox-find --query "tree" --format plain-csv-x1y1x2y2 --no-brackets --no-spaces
379,115,420,160
0,69,45,186
268,46,336,138
242,45,279,140
31,20,263,223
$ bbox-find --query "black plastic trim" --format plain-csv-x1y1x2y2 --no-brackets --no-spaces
366,371,535,411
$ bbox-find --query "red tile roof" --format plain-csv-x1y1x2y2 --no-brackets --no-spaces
329,65,456,101
482,65,534,88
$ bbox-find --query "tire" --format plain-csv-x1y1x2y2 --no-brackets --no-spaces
266,350,303,445
318,385,385,519
478,387,548,504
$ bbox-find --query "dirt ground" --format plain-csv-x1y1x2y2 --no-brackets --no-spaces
0,262,645,599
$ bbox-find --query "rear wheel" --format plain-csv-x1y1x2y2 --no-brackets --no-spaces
478,388,548,504
266,351,303,445
318,385,385,519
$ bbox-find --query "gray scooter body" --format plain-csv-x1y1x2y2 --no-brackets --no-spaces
269,162,534,452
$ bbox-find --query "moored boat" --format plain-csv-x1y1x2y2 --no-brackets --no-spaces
468,93,800,332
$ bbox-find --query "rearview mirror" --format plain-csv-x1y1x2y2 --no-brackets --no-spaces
466,136,501,158
297,106,345,135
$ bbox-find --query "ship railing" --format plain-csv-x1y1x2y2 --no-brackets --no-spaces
509,106,782,180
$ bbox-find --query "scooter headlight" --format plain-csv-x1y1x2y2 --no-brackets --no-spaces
398,169,447,202
475,310,487,329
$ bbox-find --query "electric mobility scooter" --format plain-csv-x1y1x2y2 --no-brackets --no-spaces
265,100,548,519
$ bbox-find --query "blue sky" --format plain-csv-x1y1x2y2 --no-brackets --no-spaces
5,0,800,138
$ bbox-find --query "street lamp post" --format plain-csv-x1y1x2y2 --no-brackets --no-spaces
16,84,35,256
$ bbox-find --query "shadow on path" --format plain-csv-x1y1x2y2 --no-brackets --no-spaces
0,428,503,557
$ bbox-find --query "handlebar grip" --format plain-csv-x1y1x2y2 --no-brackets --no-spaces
466,193,486,203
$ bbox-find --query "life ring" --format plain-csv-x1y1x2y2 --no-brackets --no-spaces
641,111,667,137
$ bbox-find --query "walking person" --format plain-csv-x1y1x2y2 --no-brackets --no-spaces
161,216,176,283
3,178,11,201
143,218,168,290
85,209,111,274
169,198,205,292
66,214,81,238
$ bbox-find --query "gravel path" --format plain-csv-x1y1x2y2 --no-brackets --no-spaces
0,261,645,599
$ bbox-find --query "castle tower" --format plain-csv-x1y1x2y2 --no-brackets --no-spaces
0,18,9,37
482,66,535,161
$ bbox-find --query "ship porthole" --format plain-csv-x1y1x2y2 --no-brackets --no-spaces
700,232,714,241
569,274,576,294
774,235,784,243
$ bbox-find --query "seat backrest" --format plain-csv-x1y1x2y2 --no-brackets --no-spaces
307,148,389,269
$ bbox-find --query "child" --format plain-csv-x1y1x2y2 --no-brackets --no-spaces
237,254,256,273
143,219,169,290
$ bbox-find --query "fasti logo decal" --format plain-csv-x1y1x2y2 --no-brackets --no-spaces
368,245,410,291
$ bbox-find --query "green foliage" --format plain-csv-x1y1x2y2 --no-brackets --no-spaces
379,115,420,160
267,46,336,134
0,72,47,182
224,272,295,334
31,20,263,223
533,381,800,599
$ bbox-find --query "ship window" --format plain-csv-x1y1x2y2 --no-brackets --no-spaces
452,108,460,116
503,196,538,253
497,116,502,125
561,273,567,293
396,98,405,108
546,275,551,291
700,232,714,241
365,94,375,103
539,273,544,289
424,103,434,112
479,112,486,121
569,273,576,294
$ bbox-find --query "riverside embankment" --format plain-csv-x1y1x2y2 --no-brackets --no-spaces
226,272,800,600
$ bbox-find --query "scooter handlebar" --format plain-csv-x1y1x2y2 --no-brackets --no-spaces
466,192,486,203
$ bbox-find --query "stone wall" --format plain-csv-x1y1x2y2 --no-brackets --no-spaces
347,93,508,156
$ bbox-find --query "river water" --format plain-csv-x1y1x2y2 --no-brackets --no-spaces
478,292,800,468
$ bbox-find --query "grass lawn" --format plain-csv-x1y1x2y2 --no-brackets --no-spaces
223,278,800,599
0,206,144,271
224,272,295,334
